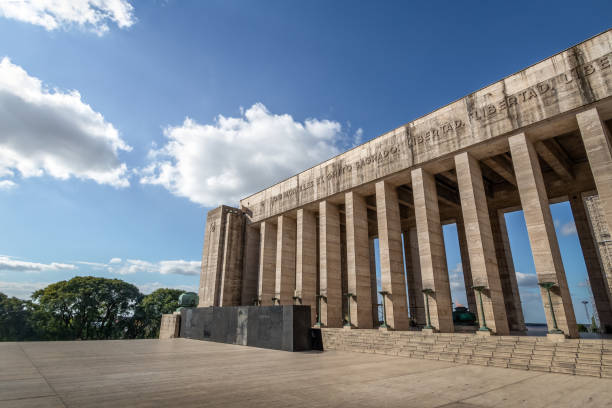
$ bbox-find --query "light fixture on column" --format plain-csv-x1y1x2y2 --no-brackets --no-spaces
344,293,355,327
271,296,280,306
472,285,490,332
422,288,434,330
314,294,327,328
253,297,261,306
379,291,390,329
538,282,563,334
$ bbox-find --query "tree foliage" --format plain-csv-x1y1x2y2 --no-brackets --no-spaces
133,288,183,338
0,276,184,341
0,293,37,341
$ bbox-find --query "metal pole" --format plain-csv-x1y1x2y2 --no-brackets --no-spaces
473,286,489,332
425,294,431,329
422,289,433,330
547,287,559,331
582,300,590,332
344,293,353,327
379,291,389,328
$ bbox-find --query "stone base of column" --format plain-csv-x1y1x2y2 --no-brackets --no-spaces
159,313,181,339
547,333,566,343
379,326,391,332
476,330,492,337
422,328,436,335
343,325,353,330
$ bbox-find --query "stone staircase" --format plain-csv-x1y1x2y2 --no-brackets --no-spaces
321,328,612,378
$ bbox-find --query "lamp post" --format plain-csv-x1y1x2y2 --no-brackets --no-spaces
581,300,591,333
422,288,434,330
538,282,563,334
379,291,389,329
314,294,327,328
344,293,354,327
472,285,490,332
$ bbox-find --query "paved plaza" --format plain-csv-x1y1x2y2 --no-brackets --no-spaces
1,339,611,407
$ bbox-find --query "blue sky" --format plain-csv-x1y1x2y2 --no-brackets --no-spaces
0,1,609,324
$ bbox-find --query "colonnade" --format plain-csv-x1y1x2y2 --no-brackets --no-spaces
248,107,612,338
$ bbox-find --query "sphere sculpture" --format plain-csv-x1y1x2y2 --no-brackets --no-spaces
176,292,198,312
452,306,476,326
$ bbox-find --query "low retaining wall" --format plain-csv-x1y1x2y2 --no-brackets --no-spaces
179,305,313,351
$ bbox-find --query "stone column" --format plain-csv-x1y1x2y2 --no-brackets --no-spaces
570,194,612,332
369,238,379,326
577,108,612,233
411,168,454,332
584,194,612,328
258,221,277,306
241,224,260,306
319,201,342,327
198,206,226,307
455,218,477,314
490,208,526,332
509,132,578,338
275,215,296,305
345,191,373,328
455,152,509,335
376,181,410,330
296,209,317,325
219,210,245,306
403,227,426,325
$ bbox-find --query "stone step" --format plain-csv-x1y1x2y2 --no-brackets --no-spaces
321,329,612,380
469,356,490,366
488,358,509,368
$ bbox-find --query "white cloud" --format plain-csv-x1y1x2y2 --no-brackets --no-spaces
0,58,131,188
109,257,122,264
0,179,16,190
560,221,577,236
110,259,201,276
140,103,351,206
159,260,200,276
0,255,76,272
449,263,464,290
0,0,135,35
516,271,539,288
0,280,50,299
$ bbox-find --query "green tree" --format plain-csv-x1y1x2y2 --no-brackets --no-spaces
32,276,142,340
133,288,183,338
0,293,37,341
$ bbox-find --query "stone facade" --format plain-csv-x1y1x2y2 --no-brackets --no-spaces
197,30,612,337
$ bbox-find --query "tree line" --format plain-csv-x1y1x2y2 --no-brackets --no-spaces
0,276,184,341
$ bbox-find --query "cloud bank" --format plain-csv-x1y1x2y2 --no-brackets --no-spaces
0,0,135,35
0,255,75,272
0,280,51,299
109,259,201,276
0,58,131,188
140,103,355,207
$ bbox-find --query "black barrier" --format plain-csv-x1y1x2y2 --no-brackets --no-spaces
180,305,312,351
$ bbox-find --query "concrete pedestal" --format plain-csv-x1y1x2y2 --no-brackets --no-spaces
180,305,313,351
